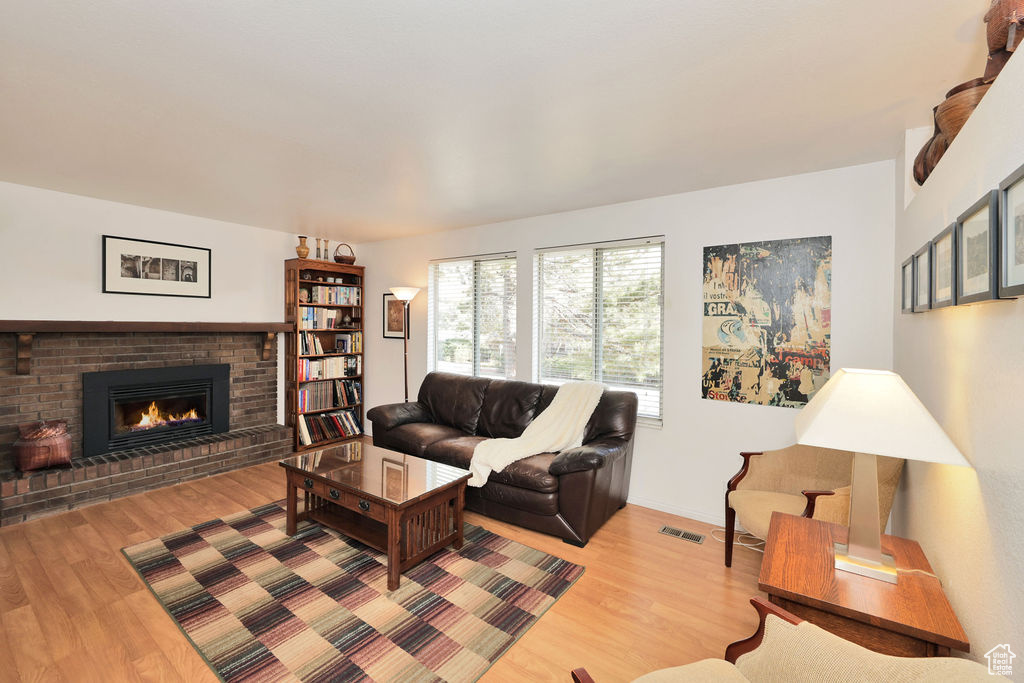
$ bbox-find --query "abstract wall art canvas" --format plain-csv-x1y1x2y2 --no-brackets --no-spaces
702,236,832,407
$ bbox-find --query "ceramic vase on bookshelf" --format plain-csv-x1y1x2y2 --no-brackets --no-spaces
295,236,310,259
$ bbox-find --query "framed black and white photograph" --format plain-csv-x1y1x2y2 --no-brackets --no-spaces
103,235,211,298
955,191,999,305
382,293,409,339
931,224,956,309
901,257,914,314
999,162,1024,298
913,244,931,312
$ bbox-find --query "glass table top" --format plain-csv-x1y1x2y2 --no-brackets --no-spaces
280,440,470,505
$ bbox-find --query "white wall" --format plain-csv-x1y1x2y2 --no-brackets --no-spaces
355,160,895,524
892,52,1024,660
0,181,295,422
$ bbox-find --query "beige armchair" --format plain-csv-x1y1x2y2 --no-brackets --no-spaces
724,445,903,566
570,597,988,682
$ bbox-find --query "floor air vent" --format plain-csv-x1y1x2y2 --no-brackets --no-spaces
658,525,705,544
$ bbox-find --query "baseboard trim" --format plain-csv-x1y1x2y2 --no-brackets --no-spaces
625,495,725,527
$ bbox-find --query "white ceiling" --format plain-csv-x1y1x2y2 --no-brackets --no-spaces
0,1,991,242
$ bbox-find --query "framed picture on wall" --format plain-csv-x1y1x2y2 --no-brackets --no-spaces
102,235,211,298
930,224,956,309
913,244,931,312
382,293,409,339
900,257,914,313
999,162,1024,298
955,190,999,305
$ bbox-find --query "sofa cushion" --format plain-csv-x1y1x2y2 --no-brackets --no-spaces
423,438,559,493
470,479,560,516
375,423,465,457
476,379,543,438
423,435,485,470
583,390,639,442
418,372,490,434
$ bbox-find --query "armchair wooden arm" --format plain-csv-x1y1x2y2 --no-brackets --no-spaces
724,597,803,663
799,489,836,518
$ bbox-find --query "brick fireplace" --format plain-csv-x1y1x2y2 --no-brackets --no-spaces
0,325,293,525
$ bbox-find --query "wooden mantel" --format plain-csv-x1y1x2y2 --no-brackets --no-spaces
1,321,292,374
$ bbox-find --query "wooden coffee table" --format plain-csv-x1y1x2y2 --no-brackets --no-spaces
280,439,470,590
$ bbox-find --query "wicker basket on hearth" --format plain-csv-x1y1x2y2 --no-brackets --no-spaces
14,420,72,472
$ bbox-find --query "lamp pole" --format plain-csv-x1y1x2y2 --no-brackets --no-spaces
403,299,410,402
389,287,420,403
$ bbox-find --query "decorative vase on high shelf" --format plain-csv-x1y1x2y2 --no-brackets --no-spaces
295,236,310,259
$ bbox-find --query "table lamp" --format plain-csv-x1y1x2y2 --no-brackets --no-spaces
794,368,970,583
389,287,420,402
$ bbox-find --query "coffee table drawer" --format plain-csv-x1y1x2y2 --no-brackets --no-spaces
324,486,386,522
291,472,326,497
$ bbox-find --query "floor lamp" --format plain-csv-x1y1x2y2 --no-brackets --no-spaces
794,368,970,583
389,287,419,402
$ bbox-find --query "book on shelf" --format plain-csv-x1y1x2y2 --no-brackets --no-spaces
298,355,361,381
297,409,362,446
333,331,362,353
299,331,326,355
333,379,362,406
298,378,362,411
299,306,351,330
300,285,361,306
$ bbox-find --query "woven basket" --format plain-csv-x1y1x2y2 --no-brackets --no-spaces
14,420,72,471
333,243,356,265
936,79,991,140
985,0,1024,52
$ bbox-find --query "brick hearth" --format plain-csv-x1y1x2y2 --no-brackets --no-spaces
0,331,293,525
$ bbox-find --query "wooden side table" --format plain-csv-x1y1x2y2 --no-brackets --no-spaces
758,512,969,657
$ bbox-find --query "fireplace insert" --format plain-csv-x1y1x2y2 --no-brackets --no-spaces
82,364,229,457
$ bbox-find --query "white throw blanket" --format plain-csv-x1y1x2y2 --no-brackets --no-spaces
467,381,605,487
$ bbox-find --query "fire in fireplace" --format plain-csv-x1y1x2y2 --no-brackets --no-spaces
83,364,229,457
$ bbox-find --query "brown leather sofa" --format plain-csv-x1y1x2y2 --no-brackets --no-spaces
366,372,638,546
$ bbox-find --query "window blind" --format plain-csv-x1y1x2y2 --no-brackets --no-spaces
428,254,516,379
535,239,664,420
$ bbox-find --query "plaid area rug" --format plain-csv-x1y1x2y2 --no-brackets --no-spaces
122,501,583,682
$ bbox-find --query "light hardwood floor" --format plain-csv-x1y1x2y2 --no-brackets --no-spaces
0,454,765,682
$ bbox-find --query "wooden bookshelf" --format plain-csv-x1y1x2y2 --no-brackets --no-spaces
284,258,365,452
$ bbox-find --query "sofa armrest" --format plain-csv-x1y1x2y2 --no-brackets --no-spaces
366,402,434,431
549,438,628,476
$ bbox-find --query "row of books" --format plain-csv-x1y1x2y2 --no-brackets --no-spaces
297,409,361,445
335,378,362,405
298,355,361,381
301,285,361,306
297,379,362,412
299,306,342,330
334,331,362,353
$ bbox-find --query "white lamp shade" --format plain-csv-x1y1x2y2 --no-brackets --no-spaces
389,286,420,301
794,368,970,467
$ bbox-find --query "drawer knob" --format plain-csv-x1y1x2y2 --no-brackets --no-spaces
329,488,340,500
303,477,314,489
358,500,370,512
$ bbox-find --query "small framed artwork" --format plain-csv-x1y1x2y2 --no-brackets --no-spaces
999,162,1024,298
900,257,914,313
102,235,211,298
930,224,956,309
913,244,931,312
381,458,408,503
956,190,999,305
382,293,409,339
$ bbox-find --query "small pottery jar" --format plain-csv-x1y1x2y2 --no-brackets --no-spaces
295,236,310,259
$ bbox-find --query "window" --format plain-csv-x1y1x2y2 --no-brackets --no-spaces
428,254,516,379
535,238,664,420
